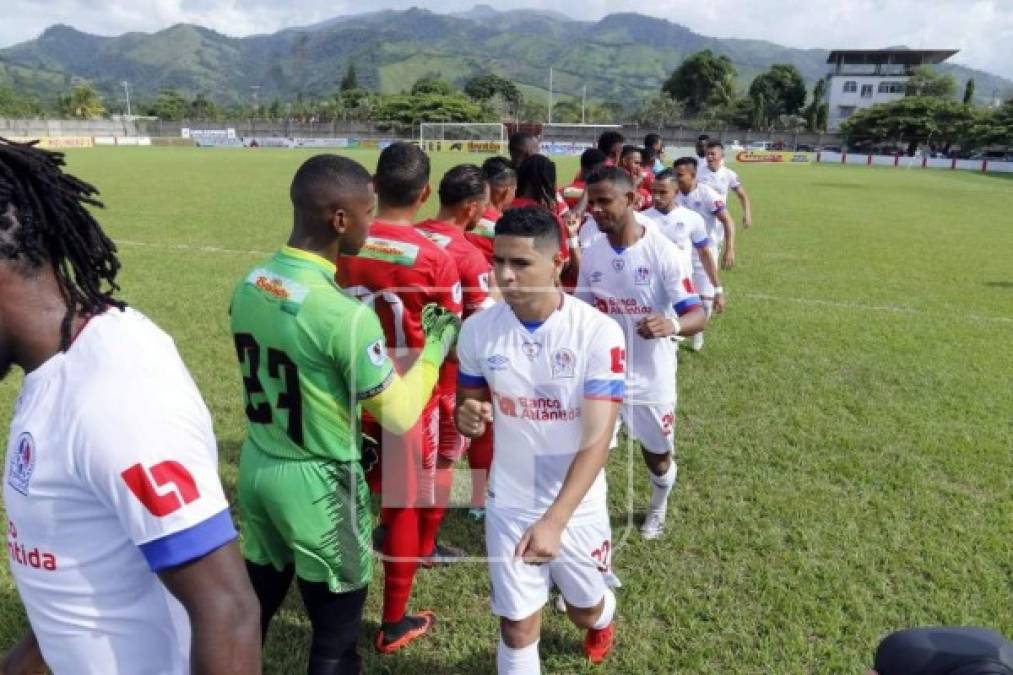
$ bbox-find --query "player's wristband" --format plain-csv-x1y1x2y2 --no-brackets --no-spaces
670,317,681,336
714,286,724,295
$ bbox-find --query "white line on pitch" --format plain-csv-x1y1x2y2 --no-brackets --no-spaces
117,239,270,256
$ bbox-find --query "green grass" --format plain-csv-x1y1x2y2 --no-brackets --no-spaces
2,148,1012,673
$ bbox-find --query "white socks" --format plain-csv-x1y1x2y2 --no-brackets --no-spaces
702,297,714,318
648,462,677,513
592,588,617,630
498,639,540,675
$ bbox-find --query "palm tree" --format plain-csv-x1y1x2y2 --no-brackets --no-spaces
59,85,106,119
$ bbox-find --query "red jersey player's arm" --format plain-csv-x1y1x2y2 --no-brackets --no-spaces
1,629,46,674
158,541,261,675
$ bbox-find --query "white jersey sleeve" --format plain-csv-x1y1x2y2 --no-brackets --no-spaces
702,184,727,216
726,167,742,190
582,320,626,402
73,371,236,572
457,313,486,388
686,210,711,250
660,247,703,317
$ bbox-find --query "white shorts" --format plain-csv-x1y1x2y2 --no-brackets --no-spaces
486,507,612,621
692,243,718,298
620,403,675,455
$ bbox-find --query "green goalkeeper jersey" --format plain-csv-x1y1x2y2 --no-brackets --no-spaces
229,246,394,462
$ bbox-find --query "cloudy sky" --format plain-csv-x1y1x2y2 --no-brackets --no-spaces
2,0,1011,80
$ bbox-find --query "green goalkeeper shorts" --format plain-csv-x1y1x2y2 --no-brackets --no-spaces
238,441,372,593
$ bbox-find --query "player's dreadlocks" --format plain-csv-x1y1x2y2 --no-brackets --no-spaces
0,138,124,349
516,154,558,212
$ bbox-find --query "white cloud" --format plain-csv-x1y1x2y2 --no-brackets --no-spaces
1,0,1010,80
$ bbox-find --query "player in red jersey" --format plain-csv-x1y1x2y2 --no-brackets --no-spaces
509,155,579,289
467,156,516,268
597,130,625,166
416,163,495,544
562,148,609,211
337,142,463,654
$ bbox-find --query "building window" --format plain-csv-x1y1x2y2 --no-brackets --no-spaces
878,81,904,94
839,106,857,118
843,81,857,93
861,84,874,98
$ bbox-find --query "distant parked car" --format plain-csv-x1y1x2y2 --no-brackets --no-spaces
728,139,744,151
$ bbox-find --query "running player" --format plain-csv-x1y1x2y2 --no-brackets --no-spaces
467,156,516,267
337,142,463,653
695,134,710,159
674,156,736,351
0,139,260,675
700,140,753,228
456,206,626,671
416,164,494,545
619,145,652,210
577,166,707,540
644,169,725,316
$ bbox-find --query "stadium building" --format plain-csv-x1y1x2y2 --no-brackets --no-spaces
826,48,958,131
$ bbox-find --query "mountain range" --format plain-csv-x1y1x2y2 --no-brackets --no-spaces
1,5,1009,109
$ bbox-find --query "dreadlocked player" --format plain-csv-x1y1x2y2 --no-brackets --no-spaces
0,138,261,675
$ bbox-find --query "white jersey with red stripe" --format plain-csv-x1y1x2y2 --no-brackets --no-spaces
457,296,625,524
697,162,741,199
576,225,702,404
642,205,711,273
676,182,727,248
3,308,236,675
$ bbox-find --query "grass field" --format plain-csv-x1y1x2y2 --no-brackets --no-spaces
1,148,1011,674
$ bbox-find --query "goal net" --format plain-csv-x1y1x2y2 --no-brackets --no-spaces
419,122,506,154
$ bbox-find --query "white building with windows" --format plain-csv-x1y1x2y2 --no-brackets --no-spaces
826,49,958,131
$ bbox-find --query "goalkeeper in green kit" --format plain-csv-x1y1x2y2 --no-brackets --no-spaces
228,154,459,674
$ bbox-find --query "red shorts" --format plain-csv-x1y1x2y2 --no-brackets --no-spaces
362,399,439,508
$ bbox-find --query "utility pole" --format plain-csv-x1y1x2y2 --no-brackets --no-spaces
250,85,261,113
582,84,587,124
121,81,131,117
548,67,553,123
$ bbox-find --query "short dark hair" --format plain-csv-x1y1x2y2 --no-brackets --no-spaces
597,130,625,154
674,156,699,173
290,154,372,212
508,132,537,155
481,156,516,186
438,164,487,206
641,146,657,164
0,138,125,349
705,140,725,151
653,168,676,183
620,145,642,161
644,133,661,149
585,165,635,192
374,142,430,207
697,134,710,142
495,206,560,252
579,148,608,174
515,154,557,211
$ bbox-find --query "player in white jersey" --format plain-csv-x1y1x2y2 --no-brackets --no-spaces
644,169,726,316
576,167,707,540
674,156,737,351
700,140,753,228
0,139,259,675
456,207,625,672
578,210,654,251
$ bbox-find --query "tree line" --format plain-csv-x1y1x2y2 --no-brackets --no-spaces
1,53,1009,151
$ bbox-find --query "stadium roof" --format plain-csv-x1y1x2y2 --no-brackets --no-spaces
826,49,958,66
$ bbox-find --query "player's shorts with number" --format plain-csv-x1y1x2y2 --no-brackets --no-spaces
239,442,372,593
485,506,612,620
621,402,676,455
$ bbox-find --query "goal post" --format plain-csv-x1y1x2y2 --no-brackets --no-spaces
418,122,507,154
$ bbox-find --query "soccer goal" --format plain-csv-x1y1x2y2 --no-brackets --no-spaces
418,122,506,154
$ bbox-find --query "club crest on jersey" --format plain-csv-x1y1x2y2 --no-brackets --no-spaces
366,338,388,367
634,265,651,285
487,354,510,371
551,348,576,379
589,271,603,284
521,342,542,360
7,432,36,496
611,258,625,272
